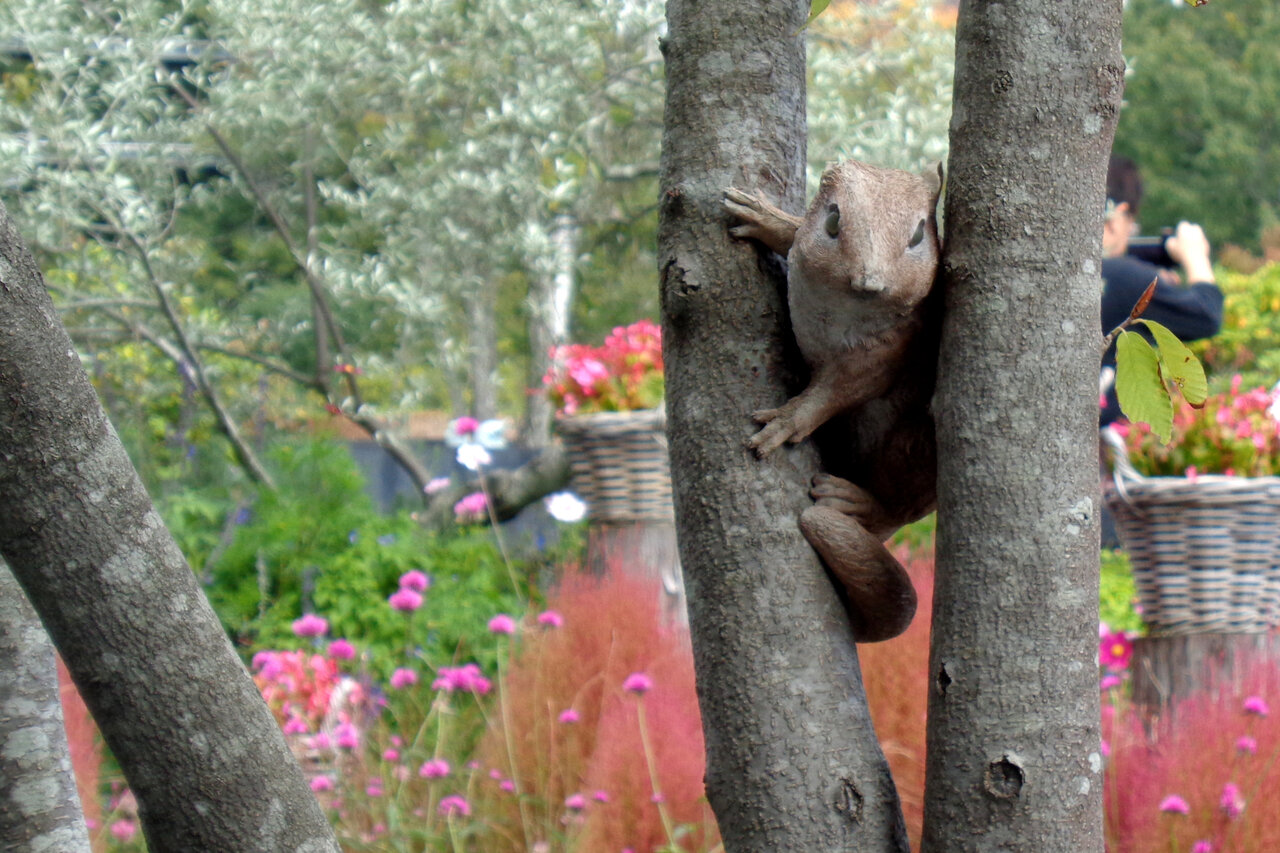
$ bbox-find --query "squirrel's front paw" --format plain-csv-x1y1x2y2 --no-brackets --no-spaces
747,401,817,457
724,187,799,255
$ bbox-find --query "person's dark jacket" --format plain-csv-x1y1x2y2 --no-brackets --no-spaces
1099,255,1223,425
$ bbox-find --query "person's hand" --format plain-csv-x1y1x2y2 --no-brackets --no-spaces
1165,221,1215,284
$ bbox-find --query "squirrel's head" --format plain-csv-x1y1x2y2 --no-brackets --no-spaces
791,160,942,311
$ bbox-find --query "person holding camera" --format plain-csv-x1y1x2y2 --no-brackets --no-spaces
1099,156,1224,425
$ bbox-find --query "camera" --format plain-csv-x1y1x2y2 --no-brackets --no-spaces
1127,228,1175,268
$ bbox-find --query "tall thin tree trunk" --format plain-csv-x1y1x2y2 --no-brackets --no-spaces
923,2,1124,850
658,1,908,849
469,279,499,421
0,201,340,853
0,559,92,853
525,213,579,447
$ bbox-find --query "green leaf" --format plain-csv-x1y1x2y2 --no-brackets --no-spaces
1139,319,1208,406
802,0,831,30
1115,330,1172,442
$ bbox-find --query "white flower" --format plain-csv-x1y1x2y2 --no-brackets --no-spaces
545,491,587,523
456,443,492,471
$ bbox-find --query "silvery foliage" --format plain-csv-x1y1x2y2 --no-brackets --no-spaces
1,0,664,408
807,2,954,187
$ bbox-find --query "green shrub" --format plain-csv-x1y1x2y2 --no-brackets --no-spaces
1195,262,1280,392
1101,549,1143,635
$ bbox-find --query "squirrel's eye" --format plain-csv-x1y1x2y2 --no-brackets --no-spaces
908,219,927,249
824,204,840,238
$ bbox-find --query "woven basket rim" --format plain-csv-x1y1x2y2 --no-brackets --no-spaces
555,407,666,435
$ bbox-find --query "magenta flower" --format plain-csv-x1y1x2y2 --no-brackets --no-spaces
1098,629,1133,671
592,789,610,803
1220,782,1245,818
310,775,335,793
453,491,488,521
453,416,479,436
419,758,450,779
399,570,431,592
432,663,492,695
1192,842,1213,853
327,639,356,660
438,795,471,817
382,748,400,762
388,588,424,612
366,781,384,798
282,715,309,735
1100,674,1122,691
500,779,516,792
310,732,331,750
488,613,517,635
559,708,580,724
390,667,418,689
1237,735,1258,755
334,722,359,750
623,672,653,695
1244,695,1270,716
109,819,137,842
537,610,565,628
565,793,587,810
1158,794,1190,815
292,613,329,638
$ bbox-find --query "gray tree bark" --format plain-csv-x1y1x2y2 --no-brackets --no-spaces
0,200,340,853
658,1,907,850
923,2,1124,850
0,559,92,853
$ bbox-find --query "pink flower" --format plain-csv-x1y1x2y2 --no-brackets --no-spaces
1244,695,1270,716
334,722,359,750
1237,735,1258,755
432,663,492,695
327,639,355,660
500,778,516,793
310,776,335,793
388,588,424,612
419,759,450,779
453,416,479,436
565,793,587,810
109,820,137,842
382,748,400,762
283,715,309,735
425,476,451,494
1158,794,1190,814
1099,630,1133,671
454,491,488,521
292,613,329,638
592,789,610,803
1220,782,1245,818
365,781,384,798
623,672,653,695
1192,842,1213,853
399,570,431,591
310,732,331,750
537,610,564,628
488,613,516,635
438,795,471,817
559,708,580,724
390,668,418,689
1186,465,1199,482
1100,674,1122,691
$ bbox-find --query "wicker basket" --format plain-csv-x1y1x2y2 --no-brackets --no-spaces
1103,428,1280,635
556,408,673,523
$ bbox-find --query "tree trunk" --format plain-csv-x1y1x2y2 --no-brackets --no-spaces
469,278,499,421
0,559,92,853
658,2,908,850
0,201,340,853
525,213,578,448
923,3,1124,850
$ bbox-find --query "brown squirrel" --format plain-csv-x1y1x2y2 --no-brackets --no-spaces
724,160,943,642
